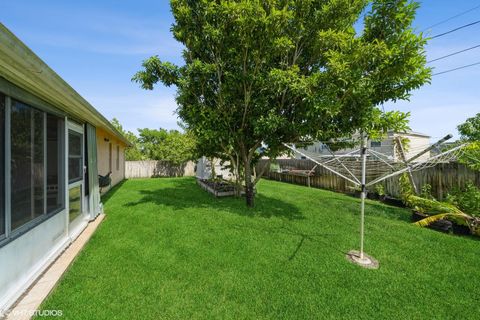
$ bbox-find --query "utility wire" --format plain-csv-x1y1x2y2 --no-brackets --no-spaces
432,61,480,76
430,20,480,39
422,4,480,31
427,44,480,63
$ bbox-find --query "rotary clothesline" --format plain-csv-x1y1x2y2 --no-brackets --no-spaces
282,135,468,268
283,140,465,188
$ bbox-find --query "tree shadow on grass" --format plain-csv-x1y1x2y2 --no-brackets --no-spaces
124,178,305,221
231,223,346,260
101,180,128,203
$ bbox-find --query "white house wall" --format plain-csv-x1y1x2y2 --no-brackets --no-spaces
404,135,431,162
0,211,69,311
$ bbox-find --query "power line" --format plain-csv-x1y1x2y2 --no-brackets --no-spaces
427,44,480,63
422,4,480,31
432,61,480,76
430,20,480,39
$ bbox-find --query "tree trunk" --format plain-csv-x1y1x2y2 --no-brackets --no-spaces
210,157,216,180
244,160,254,207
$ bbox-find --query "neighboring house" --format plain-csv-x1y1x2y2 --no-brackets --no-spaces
296,131,431,162
0,24,130,311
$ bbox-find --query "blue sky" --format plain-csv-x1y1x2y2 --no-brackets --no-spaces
1,0,479,140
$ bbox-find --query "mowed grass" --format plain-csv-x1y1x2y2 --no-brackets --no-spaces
39,178,479,319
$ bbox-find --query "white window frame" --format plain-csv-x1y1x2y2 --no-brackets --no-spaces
67,120,85,225
0,93,66,247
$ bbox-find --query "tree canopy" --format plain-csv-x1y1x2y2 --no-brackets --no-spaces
111,118,144,161
111,118,196,164
133,0,430,206
457,113,480,171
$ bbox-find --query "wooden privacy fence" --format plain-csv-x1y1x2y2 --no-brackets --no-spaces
125,160,195,178
257,159,480,200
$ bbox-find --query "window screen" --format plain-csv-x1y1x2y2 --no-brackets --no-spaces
47,115,64,212
68,130,83,183
11,100,45,230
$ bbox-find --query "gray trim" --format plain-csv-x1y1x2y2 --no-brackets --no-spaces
5,96,11,238
0,77,66,119
1,94,5,238
43,113,47,215
64,116,69,236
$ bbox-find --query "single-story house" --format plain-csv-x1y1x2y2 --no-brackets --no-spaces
0,24,130,311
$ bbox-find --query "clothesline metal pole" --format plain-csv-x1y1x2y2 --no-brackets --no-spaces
359,134,367,260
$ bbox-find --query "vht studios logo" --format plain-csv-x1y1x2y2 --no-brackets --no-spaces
1,309,63,318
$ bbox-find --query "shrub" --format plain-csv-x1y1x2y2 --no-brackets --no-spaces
420,184,434,200
447,182,480,217
375,184,385,196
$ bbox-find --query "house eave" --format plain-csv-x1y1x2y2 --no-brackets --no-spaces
0,23,131,147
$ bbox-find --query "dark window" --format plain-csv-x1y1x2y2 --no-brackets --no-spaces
0,94,4,236
108,143,112,172
68,130,83,183
116,145,120,171
371,141,381,148
47,115,64,212
11,100,45,230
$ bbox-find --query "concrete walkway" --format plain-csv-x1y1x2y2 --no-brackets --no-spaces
5,214,105,320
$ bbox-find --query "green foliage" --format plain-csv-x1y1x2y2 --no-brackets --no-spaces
446,182,480,217
457,113,480,171
137,128,196,165
404,187,480,236
270,162,281,173
133,0,430,206
375,184,385,196
458,112,480,141
459,141,480,171
419,184,434,200
406,195,462,215
110,118,144,161
366,110,411,141
399,173,413,202
110,118,196,164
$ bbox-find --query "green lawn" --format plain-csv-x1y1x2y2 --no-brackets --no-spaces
39,178,479,319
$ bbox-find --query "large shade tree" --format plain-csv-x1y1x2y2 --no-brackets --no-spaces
133,0,430,207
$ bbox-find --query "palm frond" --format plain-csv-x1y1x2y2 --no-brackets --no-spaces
414,212,472,228
414,213,450,227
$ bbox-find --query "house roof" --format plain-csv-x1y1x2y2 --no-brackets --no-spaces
392,130,431,138
0,23,131,146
